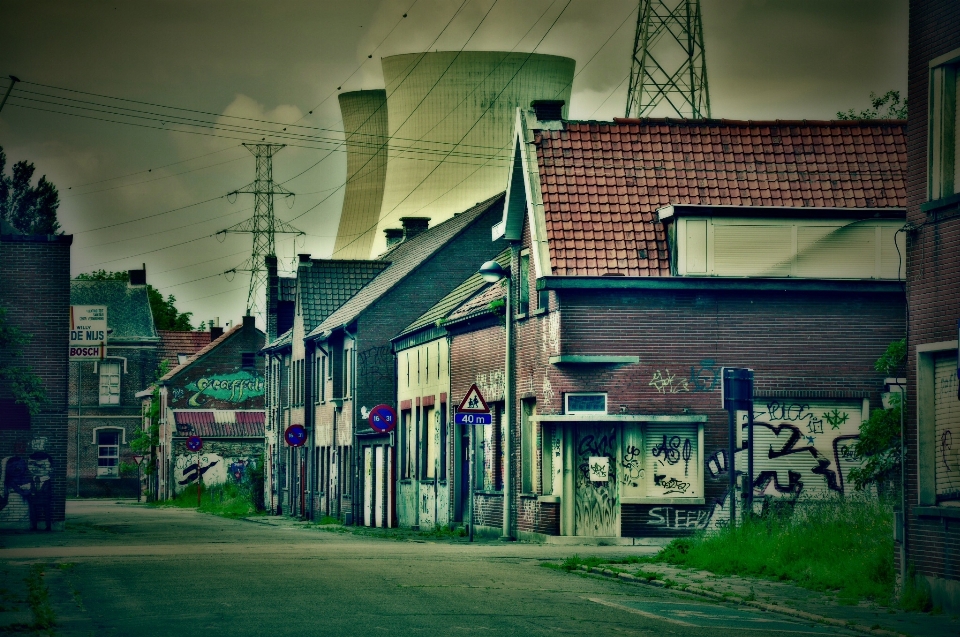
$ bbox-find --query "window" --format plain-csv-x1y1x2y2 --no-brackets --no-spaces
930,51,960,200
644,423,701,499
424,406,437,478
518,251,530,314
97,430,120,478
177,353,189,365
318,355,326,403
402,410,413,479
99,361,121,405
343,349,351,398
242,352,256,369
474,404,502,491
520,399,536,493
540,423,558,495
565,393,607,415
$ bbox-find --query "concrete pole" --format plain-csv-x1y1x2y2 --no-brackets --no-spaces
502,276,513,541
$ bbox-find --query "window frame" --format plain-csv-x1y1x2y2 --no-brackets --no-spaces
96,428,122,478
929,47,960,202
564,392,608,415
98,360,122,406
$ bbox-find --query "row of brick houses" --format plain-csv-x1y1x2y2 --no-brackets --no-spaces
263,105,909,548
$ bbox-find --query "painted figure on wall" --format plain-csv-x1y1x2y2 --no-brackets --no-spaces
0,452,54,531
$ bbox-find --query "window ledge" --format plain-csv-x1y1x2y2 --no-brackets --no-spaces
531,307,548,317
514,312,528,321
915,505,960,520
920,193,960,214
474,489,504,496
538,495,560,503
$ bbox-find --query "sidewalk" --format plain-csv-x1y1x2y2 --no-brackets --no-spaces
574,560,960,637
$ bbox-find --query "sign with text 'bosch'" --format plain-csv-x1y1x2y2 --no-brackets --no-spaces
69,305,107,360
455,384,491,425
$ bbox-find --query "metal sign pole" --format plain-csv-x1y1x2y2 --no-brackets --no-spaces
468,427,474,543
728,408,736,528
747,406,755,515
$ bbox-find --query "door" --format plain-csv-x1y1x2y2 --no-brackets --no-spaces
575,424,620,536
375,446,385,527
364,447,373,526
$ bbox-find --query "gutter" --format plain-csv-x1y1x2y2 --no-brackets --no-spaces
537,276,904,293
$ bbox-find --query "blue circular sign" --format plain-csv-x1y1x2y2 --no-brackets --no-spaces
368,404,397,433
186,435,203,452
285,424,307,447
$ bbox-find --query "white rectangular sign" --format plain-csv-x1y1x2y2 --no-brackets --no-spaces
70,305,107,360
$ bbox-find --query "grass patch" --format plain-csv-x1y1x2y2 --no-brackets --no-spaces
315,515,342,525
25,564,54,632
150,481,263,519
652,496,896,606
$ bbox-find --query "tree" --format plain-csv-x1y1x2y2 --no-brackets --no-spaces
837,90,907,120
75,270,195,331
0,145,61,235
0,305,46,414
847,338,906,496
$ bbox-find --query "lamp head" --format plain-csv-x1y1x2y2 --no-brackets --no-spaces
478,260,506,283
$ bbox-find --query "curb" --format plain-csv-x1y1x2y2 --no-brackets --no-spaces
578,566,908,637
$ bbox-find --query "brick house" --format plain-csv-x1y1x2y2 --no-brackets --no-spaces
0,230,71,531
69,270,160,498
263,255,388,517
390,248,510,530
302,196,506,526
470,105,908,542
150,316,265,500
904,0,960,610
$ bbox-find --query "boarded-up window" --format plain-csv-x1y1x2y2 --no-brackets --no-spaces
620,425,645,498
713,225,792,276
424,406,437,479
99,361,121,405
935,353,960,499
644,424,700,499
520,399,536,493
797,225,875,278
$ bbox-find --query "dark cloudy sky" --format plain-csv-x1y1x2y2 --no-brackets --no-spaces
0,0,908,328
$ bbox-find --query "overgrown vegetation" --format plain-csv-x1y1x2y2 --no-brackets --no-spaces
651,496,896,605
837,90,907,120
849,339,906,496
75,270,195,331
25,563,55,632
0,305,46,415
152,480,262,519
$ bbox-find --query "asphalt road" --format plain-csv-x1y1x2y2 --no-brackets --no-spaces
0,501,853,636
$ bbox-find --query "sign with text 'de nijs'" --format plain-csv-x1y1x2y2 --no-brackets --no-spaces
69,305,107,360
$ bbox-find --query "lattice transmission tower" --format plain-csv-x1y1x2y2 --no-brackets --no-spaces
220,143,302,318
626,0,710,119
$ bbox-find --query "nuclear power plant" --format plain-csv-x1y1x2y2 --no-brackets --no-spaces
332,51,575,259
332,90,390,259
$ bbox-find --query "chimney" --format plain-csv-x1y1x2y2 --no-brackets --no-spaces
531,99,565,122
298,253,311,264
384,228,404,248
400,217,430,242
128,263,147,286
265,255,279,342
243,314,256,329
210,326,224,341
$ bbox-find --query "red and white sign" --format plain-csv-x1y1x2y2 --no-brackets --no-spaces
457,384,490,413
69,305,107,360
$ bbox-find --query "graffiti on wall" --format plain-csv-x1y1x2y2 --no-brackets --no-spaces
184,372,264,407
174,452,259,492
648,360,723,394
0,439,53,531
475,369,504,403
575,426,619,536
358,345,393,385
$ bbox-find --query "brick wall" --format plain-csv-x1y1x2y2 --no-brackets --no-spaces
0,234,72,530
906,0,960,602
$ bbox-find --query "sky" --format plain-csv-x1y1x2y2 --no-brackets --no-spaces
0,0,908,329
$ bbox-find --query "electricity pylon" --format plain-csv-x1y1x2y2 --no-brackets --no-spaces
625,0,710,119
220,143,302,318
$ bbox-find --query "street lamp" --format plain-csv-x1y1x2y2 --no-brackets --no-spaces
477,260,513,541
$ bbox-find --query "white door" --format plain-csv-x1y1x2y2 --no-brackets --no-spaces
375,446,385,527
364,447,373,526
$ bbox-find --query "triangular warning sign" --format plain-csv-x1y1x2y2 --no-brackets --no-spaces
457,384,490,413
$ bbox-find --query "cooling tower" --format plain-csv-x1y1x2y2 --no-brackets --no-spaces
368,51,575,257
332,90,390,259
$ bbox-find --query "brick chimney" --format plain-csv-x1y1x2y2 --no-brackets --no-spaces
298,253,311,264
242,314,256,329
400,217,430,242
384,228,404,248
128,263,147,286
265,255,279,341
531,99,565,122
210,326,224,341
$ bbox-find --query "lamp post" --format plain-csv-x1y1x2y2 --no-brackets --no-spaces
478,260,513,541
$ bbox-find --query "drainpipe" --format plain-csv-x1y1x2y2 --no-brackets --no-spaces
304,339,315,520
502,268,514,541
76,362,81,498
343,324,359,526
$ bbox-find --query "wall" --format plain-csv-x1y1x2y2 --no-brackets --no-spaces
171,439,262,494
906,0,960,610
0,234,71,530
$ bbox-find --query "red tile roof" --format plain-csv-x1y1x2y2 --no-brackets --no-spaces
158,330,211,369
157,324,244,383
534,118,907,276
172,410,264,437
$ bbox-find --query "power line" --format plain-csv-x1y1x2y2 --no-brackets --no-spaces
62,144,240,190
63,152,248,197
71,195,226,234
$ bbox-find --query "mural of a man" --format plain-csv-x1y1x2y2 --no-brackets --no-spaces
26,452,53,531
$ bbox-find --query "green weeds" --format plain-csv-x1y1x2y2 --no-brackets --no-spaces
24,564,54,632
150,481,263,519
